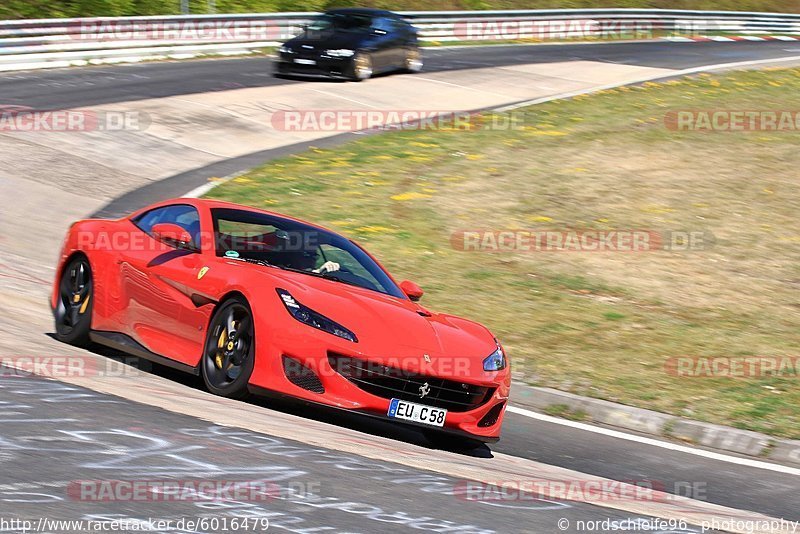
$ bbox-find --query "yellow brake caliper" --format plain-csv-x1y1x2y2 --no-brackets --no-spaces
215,329,227,369
79,293,91,314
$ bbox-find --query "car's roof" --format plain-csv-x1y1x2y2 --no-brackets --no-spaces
133,197,337,235
324,7,399,17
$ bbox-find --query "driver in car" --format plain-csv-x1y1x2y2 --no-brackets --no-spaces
315,260,340,274
287,249,340,274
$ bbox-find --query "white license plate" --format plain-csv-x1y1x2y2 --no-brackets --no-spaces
388,398,446,427
294,58,316,65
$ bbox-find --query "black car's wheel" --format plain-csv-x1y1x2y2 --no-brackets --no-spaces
404,48,423,73
350,52,373,81
54,255,93,347
423,429,484,451
202,297,255,399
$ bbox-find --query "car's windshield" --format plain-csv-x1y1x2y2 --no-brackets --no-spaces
307,13,373,33
212,208,404,298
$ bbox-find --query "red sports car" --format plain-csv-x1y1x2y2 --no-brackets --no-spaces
51,198,510,445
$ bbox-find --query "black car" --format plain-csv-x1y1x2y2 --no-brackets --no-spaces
275,8,422,81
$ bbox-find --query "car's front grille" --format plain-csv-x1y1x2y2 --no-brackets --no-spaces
328,353,494,412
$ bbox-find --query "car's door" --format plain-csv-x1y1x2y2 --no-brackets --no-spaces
119,204,210,365
369,17,401,70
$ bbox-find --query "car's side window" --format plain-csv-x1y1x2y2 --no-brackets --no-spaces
132,204,202,249
372,17,394,32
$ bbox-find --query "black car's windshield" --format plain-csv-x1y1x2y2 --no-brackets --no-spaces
307,13,373,33
212,208,404,298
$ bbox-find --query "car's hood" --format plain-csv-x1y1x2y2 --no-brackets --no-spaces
263,268,497,367
284,31,369,52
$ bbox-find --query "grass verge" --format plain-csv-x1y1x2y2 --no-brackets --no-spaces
207,67,800,439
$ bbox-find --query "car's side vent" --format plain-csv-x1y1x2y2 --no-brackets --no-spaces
478,402,505,427
282,356,324,394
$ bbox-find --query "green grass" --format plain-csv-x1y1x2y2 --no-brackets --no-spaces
543,404,590,421
207,68,800,438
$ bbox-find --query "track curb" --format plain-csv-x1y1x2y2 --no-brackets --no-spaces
510,383,800,469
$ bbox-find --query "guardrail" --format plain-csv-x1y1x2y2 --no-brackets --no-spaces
1,9,799,72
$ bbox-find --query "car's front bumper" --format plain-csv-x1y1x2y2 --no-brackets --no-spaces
247,383,502,443
275,56,353,79
248,330,511,442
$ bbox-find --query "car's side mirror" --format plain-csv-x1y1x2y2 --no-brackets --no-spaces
400,280,424,302
151,223,195,251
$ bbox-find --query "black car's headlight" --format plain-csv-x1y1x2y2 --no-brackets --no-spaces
324,49,355,58
483,344,507,371
277,289,357,342
279,45,292,54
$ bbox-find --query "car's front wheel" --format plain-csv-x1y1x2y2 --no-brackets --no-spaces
202,296,255,399
350,52,373,81
54,255,93,347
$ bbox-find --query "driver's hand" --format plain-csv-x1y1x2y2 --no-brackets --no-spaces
314,261,340,273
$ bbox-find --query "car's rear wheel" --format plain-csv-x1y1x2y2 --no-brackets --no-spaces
54,255,93,347
202,296,255,399
404,48,423,73
351,52,373,81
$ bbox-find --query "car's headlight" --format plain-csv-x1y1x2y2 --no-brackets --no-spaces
279,45,292,54
483,344,506,371
325,49,355,58
277,289,357,342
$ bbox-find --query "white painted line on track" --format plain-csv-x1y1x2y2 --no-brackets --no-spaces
184,181,223,198
184,174,240,198
507,405,800,476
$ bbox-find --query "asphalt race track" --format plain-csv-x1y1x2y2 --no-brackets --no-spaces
1,41,800,110
1,40,799,534
1,375,706,534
